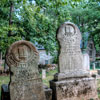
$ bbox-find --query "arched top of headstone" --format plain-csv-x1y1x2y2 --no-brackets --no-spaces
57,22,81,46
6,40,39,67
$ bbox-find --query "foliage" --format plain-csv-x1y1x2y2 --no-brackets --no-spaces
19,0,72,55
0,0,22,55
0,0,71,57
68,0,100,51
1,71,100,98
0,0,100,58
0,0,80,57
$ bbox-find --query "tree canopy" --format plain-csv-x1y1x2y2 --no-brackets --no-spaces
0,0,100,57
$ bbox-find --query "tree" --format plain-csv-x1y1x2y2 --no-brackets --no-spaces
68,0,100,51
0,0,82,58
0,0,23,55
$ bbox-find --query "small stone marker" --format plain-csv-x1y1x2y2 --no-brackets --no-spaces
83,53,90,71
6,40,46,100
42,69,46,79
50,22,98,100
93,62,96,70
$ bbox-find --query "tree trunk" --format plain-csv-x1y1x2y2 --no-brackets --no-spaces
8,1,14,37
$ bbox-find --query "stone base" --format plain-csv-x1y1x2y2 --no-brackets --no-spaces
50,77,98,100
54,70,90,81
1,84,52,100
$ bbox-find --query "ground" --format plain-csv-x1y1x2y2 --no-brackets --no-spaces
0,68,100,99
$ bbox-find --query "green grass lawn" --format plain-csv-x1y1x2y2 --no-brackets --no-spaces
0,68,100,99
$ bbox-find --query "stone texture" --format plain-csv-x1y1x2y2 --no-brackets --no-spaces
50,22,98,100
44,85,52,100
57,22,89,77
97,69,100,75
6,40,46,100
1,84,52,100
42,69,46,79
50,77,98,100
54,71,90,81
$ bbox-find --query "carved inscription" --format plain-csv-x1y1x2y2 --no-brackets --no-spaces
6,40,46,100
57,22,83,73
6,41,38,67
65,25,75,36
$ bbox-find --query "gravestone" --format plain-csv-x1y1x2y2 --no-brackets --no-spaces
6,40,46,100
50,22,98,100
83,53,90,71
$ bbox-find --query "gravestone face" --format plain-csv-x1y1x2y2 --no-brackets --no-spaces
6,40,46,100
50,22,98,100
57,22,83,73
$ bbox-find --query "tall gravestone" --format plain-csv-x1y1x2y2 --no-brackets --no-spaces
50,22,98,100
6,40,46,100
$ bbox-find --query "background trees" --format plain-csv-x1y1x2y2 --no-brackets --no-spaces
68,0,100,52
0,0,100,58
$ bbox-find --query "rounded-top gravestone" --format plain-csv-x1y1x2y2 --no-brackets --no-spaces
6,40,46,100
50,22,98,100
57,22,83,72
55,22,90,80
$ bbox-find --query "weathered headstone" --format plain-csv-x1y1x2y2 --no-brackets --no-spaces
50,22,98,100
6,40,46,100
83,53,90,71
54,22,89,80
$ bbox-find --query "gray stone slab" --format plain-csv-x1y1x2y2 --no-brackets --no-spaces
50,77,98,100
57,22,89,76
54,70,90,81
1,84,52,100
6,40,46,100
